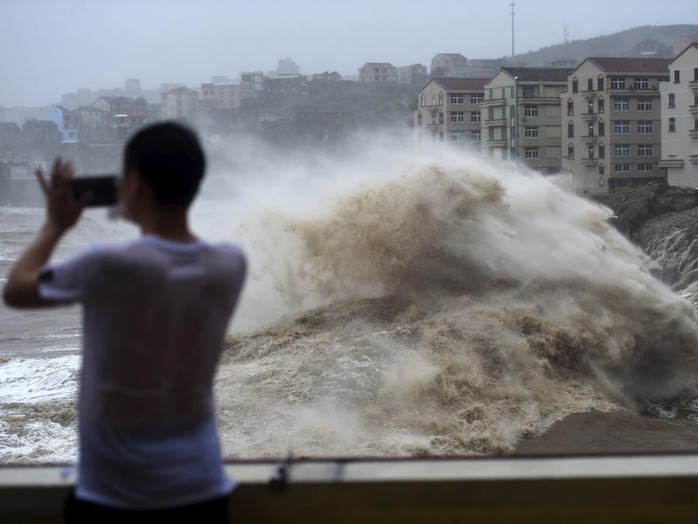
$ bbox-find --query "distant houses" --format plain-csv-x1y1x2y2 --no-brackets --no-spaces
2,40,698,195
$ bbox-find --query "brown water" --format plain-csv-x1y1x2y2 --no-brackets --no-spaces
3,137,698,463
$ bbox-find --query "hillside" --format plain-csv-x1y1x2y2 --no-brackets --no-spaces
510,24,698,67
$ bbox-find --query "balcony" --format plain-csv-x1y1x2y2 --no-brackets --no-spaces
659,158,685,168
581,112,597,122
690,105,698,115
483,118,507,127
581,135,597,144
690,129,698,139
690,80,698,91
581,157,598,166
690,154,698,164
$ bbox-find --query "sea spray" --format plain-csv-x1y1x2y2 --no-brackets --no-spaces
208,140,698,459
3,134,698,463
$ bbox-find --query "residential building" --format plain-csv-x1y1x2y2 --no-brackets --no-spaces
397,64,428,86
277,58,301,76
660,43,698,187
562,57,671,195
414,77,488,149
160,87,198,121
430,53,468,78
46,106,79,142
358,63,398,83
481,67,572,173
200,83,251,111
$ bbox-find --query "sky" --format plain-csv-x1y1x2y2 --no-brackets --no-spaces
1,0,696,107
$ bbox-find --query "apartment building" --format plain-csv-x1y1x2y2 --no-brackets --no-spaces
161,86,198,121
481,67,571,173
659,43,698,187
358,63,398,83
430,53,468,78
562,57,671,195
414,77,488,149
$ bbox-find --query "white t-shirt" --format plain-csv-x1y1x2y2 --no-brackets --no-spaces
39,233,246,509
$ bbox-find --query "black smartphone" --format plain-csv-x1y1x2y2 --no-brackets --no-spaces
71,175,119,207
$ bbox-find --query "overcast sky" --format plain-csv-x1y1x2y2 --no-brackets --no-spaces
1,0,696,107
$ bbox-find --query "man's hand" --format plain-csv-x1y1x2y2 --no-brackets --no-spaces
38,158,87,234
2,157,85,308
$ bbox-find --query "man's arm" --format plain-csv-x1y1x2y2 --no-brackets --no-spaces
2,158,86,308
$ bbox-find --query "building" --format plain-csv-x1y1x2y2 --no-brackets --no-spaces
45,106,79,142
414,77,488,149
358,63,398,83
562,57,671,195
160,87,198,121
397,64,428,86
200,83,252,111
277,58,301,76
481,67,572,173
430,53,468,78
660,43,698,187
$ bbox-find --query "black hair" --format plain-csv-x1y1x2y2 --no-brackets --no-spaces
123,121,205,206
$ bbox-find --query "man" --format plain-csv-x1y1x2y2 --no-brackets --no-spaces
3,121,246,523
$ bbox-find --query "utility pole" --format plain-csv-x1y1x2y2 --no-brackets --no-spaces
511,1,516,57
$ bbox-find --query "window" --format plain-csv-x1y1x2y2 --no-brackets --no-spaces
567,99,574,115
524,105,538,117
610,77,625,89
637,121,653,134
439,92,444,106
598,97,605,113
668,93,675,108
637,98,653,111
614,145,630,157
587,100,594,114
599,163,606,175
614,121,630,134
471,94,483,104
488,88,493,100
522,86,537,98
674,70,680,83
450,112,464,123
597,76,605,91
634,77,649,90
669,117,676,132
598,120,605,137
638,145,653,157
695,68,698,81
471,111,481,123
450,131,465,142
588,146,595,159
567,144,574,159
524,147,539,159
613,98,630,111
587,78,594,91
567,121,574,138
488,107,494,120
572,78,578,93
638,163,654,173
599,143,605,159
588,122,595,137
524,126,539,138
614,163,631,172
471,130,481,142
450,94,464,104
417,112,422,125
439,112,444,124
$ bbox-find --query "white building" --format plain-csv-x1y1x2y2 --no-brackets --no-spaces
660,43,698,187
160,87,198,121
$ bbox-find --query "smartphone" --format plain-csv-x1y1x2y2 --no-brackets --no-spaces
71,175,119,207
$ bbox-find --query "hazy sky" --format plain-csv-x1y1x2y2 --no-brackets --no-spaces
1,0,696,107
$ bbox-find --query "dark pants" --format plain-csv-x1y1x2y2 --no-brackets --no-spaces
63,489,230,524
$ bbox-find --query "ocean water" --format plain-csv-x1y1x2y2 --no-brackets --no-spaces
3,132,698,464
